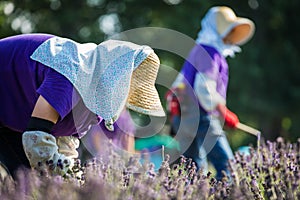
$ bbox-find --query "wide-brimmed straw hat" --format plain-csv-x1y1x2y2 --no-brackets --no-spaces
214,6,255,45
126,52,165,117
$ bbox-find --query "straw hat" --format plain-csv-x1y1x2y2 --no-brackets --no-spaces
214,6,255,45
126,52,165,117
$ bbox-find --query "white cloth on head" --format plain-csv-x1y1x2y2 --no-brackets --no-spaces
30,37,153,121
196,7,241,58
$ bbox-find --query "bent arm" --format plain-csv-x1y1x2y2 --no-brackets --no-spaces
31,95,59,124
23,95,74,174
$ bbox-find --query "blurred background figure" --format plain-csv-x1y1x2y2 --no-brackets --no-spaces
166,6,255,180
80,109,136,161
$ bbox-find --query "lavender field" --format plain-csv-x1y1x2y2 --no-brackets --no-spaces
1,137,300,200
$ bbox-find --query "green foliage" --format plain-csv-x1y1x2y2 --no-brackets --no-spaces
1,0,300,143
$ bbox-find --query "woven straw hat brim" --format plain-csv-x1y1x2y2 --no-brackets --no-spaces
215,6,255,45
126,90,165,117
222,18,255,45
126,52,165,117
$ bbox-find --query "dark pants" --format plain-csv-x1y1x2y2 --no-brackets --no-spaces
0,127,31,178
171,111,234,181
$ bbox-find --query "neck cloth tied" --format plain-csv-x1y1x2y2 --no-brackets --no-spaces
31,36,153,124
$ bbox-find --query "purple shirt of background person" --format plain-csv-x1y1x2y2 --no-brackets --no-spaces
181,44,229,103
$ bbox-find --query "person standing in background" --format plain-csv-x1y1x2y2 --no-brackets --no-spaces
166,6,255,180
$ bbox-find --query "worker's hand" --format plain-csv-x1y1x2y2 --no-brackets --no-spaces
216,104,239,128
57,136,80,160
22,130,72,176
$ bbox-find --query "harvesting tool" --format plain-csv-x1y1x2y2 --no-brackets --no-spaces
236,122,261,137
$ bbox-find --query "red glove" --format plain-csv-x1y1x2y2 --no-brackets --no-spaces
216,104,239,128
165,90,180,116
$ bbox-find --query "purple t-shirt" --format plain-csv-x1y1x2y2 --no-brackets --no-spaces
0,34,98,137
181,44,229,100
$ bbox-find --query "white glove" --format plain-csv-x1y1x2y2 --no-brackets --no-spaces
0,162,11,180
57,136,80,160
22,130,72,176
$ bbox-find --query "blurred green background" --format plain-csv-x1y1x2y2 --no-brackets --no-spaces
1,0,299,150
